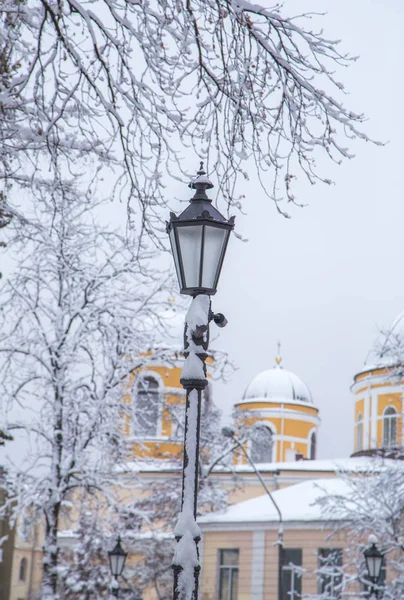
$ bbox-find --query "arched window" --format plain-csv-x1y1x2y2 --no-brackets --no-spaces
135,376,159,437
250,425,273,464
310,431,317,460
356,413,363,452
383,407,397,448
19,557,27,581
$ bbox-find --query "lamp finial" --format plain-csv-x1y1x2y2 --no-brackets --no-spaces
189,160,214,195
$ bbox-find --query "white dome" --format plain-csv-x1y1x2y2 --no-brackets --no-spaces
242,367,313,404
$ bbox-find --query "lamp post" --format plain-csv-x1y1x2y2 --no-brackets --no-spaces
167,163,235,600
108,536,128,598
363,535,384,599
221,426,284,600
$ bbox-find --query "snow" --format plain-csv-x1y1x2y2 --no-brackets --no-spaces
185,295,210,333
174,295,210,598
114,460,182,473
181,295,210,382
181,352,205,380
117,455,391,475
173,531,199,600
58,530,80,539
198,478,351,525
242,366,313,404
189,174,213,187
173,387,202,599
174,389,201,538
254,455,396,473
210,455,391,475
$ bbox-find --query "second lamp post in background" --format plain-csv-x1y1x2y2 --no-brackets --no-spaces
363,536,384,599
167,163,234,600
108,536,128,598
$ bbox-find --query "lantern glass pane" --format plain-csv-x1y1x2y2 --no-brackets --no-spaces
109,551,126,577
116,553,126,575
367,555,382,580
169,228,183,288
177,225,203,289
109,553,119,576
202,226,228,289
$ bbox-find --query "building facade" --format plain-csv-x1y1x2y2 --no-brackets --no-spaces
199,478,351,600
234,352,320,464
352,365,403,455
352,312,404,455
1,314,402,599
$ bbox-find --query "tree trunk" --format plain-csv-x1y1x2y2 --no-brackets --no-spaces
42,504,60,600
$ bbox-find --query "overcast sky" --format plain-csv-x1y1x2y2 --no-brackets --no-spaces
210,0,404,459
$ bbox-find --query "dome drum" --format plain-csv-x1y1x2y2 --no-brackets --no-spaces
236,363,319,462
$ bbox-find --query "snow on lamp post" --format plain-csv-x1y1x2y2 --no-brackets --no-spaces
167,163,234,600
108,536,127,598
364,535,384,598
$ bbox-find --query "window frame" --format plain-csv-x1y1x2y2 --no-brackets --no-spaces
383,406,397,448
250,424,274,464
310,431,317,460
317,547,343,599
19,556,28,582
356,413,363,452
133,374,161,438
217,548,239,600
281,548,302,600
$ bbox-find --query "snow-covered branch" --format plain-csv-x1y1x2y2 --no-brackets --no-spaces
0,0,377,235
0,191,175,598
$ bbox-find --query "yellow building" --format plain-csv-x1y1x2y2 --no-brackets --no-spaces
352,312,404,455
234,353,320,464
122,342,320,467
352,365,403,455
122,351,187,462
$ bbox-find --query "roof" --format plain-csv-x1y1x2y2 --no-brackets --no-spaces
115,455,389,476
241,366,314,405
226,455,384,474
198,478,350,526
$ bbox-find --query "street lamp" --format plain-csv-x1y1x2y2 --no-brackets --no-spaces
363,535,384,598
167,163,235,600
221,426,284,600
108,536,128,598
167,162,234,297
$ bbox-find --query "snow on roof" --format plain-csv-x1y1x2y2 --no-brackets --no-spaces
241,366,314,405
115,460,182,474
58,529,80,539
214,455,388,474
198,478,350,526
115,455,391,476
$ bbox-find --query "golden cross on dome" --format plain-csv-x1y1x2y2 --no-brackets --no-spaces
275,341,282,367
